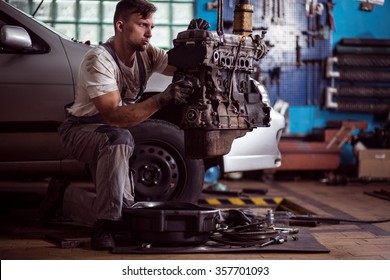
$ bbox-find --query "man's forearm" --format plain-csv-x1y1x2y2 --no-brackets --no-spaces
105,97,160,128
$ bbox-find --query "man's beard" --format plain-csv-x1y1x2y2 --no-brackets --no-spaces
132,43,147,52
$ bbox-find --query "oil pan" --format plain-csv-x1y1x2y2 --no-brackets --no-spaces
122,201,219,246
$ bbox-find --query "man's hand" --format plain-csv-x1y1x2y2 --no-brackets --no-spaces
152,79,193,108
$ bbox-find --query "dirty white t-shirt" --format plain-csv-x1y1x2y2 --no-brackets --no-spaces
68,40,168,117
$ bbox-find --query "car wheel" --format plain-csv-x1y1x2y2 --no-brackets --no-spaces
128,119,204,202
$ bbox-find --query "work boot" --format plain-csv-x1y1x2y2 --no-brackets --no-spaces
39,177,70,225
91,220,116,250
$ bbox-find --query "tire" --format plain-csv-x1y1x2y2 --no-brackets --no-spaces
128,119,204,202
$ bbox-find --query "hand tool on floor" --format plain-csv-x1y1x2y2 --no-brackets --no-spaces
273,226,299,234
260,235,285,247
45,234,85,248
364,189,390,201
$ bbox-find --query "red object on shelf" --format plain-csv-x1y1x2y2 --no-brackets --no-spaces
276,120,368,171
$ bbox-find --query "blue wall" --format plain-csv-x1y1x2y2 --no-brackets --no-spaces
196,0,217,29
195,1,390,135
289,106,376,134
295,0,390,134
196,1,390,43
332,0,390,48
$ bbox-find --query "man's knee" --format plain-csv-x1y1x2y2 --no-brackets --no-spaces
96,126,134,147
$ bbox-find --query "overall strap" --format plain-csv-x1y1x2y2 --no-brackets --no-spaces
135,51,146,97
102,42,146,100
101,42,127,99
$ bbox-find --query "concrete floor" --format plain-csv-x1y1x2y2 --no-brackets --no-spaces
0,175,390,260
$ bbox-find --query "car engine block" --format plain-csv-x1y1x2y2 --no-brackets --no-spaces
168,29,270,159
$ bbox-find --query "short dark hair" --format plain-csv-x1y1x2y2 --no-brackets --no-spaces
113,0,157,24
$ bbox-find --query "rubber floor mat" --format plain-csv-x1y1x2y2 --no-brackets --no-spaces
111,228,329,254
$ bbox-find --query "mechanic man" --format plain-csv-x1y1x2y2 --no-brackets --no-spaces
40,0,193,250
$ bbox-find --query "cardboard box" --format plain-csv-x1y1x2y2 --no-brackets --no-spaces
358,149,390,178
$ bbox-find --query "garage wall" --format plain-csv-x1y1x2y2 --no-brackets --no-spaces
292,0,390,134
196,0,390,134
332,0,390,48
196,0,390,53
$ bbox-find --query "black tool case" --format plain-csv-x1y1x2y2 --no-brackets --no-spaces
122,201,218,246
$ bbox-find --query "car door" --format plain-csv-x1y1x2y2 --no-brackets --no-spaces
0,3,74,165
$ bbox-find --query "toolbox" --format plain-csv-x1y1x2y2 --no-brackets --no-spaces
122,201,219,246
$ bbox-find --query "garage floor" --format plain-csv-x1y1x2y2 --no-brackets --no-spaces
1,175,390,260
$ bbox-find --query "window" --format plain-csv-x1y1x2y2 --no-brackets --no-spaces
6,0,194,49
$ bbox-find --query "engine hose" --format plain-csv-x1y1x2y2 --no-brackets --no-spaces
210,228,277,246
210,235,268,246
291,215,390,225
